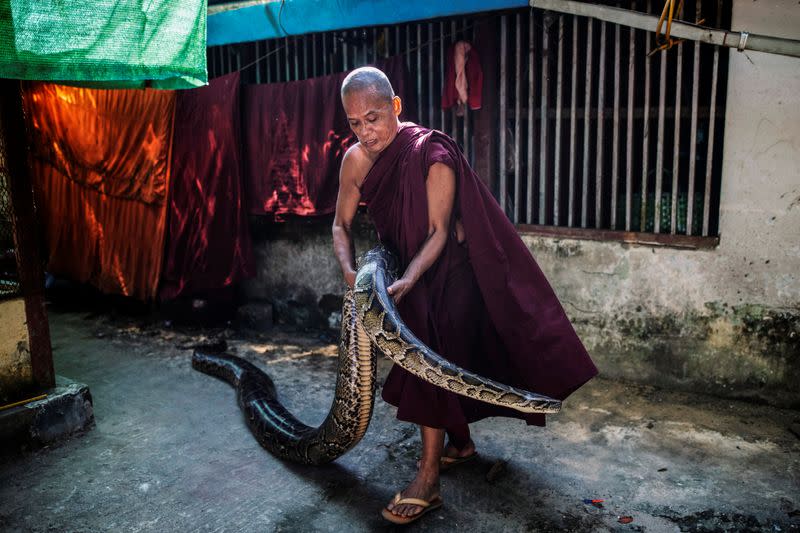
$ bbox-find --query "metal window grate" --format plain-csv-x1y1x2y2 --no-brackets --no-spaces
498,1,728,236
0,121,22,300
208,0,728,238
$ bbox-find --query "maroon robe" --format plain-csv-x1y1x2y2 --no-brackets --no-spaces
360,123,598,428
160,72,255,301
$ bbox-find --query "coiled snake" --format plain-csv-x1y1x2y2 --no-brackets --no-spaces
192,246,561,465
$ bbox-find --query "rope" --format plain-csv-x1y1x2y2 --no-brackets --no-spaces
648,0,692,56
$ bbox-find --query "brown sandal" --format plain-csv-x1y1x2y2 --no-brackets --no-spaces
440,451,478,471
416,451,479,472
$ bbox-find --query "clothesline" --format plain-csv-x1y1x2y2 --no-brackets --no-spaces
235,22,478,75
238,44,288,73
227,5,601,79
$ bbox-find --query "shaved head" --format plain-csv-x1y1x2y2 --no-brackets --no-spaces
341,67,395,104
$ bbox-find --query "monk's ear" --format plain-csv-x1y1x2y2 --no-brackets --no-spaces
392,96,402,117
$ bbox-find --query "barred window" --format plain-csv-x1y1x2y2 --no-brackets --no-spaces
210,0,729,244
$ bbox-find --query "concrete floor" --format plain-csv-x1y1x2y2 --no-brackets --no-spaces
1,309,799,532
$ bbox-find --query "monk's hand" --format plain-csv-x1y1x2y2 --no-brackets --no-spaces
386,277,414,304
344,269,357,289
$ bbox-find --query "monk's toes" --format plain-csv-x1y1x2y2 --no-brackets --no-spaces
402,505,421,517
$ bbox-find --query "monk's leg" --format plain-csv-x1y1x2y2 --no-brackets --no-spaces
386,425,443,518
444,423,475,458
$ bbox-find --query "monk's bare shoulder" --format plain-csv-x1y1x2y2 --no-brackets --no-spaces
341,143,374,189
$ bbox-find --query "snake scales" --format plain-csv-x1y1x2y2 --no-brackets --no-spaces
192,246,561,465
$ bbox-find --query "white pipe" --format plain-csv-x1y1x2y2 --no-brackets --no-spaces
530,0,800,59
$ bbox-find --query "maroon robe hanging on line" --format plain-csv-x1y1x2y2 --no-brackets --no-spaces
360,123,598,428
160,71,255,301
244,55,414,219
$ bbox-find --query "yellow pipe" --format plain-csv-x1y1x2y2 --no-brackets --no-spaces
0,394,48,412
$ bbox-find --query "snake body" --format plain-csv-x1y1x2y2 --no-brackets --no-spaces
193,246,561,465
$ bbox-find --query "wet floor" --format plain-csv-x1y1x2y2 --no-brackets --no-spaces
1,309,799,532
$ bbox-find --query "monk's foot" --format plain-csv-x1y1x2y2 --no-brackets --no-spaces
442,438,476,460
416,439,477,469
385,472,440,519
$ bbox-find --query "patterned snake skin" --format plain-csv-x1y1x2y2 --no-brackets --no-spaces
192,246,561,465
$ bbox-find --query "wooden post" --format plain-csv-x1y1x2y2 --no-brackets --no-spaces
0,79,55,390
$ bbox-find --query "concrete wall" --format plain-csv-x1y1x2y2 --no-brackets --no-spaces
517,1,800,405
0,298,33,404
244,215,379,330
244,1,799,406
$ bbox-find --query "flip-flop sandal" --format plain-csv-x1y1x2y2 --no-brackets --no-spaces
440,451,478,471
381,492,444,525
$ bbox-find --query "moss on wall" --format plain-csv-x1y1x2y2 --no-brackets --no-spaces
576,303,799,407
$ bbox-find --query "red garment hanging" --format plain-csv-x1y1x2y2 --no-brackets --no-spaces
24,82,175,300
442,41,483,114
160,71,255,301
243,55,413,219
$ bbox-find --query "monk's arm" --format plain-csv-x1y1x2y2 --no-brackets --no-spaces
332,150,362,288
388,162,456,303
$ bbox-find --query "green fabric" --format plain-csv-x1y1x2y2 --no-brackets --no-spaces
0,0,207,89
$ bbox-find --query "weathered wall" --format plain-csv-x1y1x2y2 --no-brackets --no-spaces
244,216,379,329
0,298,33,404
244,1,799,406
521,0,800,402
520,235,798,406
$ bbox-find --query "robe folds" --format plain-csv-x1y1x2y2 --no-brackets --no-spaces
359,123,598,428
244,55,413,219
24,82,175,300
160,72,255,301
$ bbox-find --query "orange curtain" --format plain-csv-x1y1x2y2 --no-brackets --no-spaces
24,83,175,300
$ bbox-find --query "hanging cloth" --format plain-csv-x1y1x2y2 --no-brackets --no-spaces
442,40,483,115
160,72,255,301
0,0,207,89
24,82,175,300
243,55,414,219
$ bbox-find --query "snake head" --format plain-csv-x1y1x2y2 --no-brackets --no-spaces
354,261,376,293
357,246,399,284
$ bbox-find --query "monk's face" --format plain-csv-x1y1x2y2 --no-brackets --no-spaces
342,88,402,155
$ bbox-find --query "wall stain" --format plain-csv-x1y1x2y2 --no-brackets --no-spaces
580,302,800,407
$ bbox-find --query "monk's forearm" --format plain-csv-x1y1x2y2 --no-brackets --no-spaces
332,223,357,282
402,229,448,284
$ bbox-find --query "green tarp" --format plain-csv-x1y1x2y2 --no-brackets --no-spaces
0,0,207,89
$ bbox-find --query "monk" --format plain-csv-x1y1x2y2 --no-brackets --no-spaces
332,67,598,525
